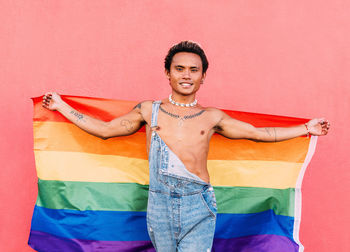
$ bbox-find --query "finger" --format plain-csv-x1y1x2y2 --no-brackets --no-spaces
43,92,53,101
43,93,51,100
44,95,52,101
322,126,329,131
318,118,325,123
43,98,50,104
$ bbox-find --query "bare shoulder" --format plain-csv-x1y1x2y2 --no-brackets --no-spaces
133,100,153,124
202,106,227,126
204,107,226,119
138,100,153,111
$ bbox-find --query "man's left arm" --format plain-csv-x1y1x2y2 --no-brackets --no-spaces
215,111,330,142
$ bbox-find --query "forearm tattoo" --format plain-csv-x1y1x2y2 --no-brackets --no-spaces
264,127,272,136
70,110,85,122
265,127,277,142
120,119,134,132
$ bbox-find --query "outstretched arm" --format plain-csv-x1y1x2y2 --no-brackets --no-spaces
42,92,146,139
214,110,330,142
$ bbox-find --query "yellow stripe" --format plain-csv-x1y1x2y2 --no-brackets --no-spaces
34,121,309,162
208,160,302,188
35,150,302,188
35,150,150,184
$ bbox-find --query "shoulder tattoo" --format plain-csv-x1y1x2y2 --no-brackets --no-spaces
133,103,142,110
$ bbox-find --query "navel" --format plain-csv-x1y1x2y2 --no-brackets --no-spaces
200,130,205,135
156,126,161,131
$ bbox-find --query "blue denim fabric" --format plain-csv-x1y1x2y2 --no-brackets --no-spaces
147,101,217,252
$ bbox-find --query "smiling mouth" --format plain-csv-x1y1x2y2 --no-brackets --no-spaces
180,82,193,87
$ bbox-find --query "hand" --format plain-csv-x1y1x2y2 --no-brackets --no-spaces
42,92,64,111
306,118,330,136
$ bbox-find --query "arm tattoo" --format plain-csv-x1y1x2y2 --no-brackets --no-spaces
133,103,142,110
70,110,85,122
120,119,134,132
264,127,272,136
265,127,277,141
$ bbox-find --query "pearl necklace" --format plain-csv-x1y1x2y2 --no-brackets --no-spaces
169,94,197,107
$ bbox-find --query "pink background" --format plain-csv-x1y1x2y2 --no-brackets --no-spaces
0,1,349,251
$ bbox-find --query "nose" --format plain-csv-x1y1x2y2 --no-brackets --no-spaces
182,69,191,79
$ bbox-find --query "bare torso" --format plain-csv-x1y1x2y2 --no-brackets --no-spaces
142,99,222,183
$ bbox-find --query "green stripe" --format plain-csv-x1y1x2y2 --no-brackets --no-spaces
36,179,295,216
214,186,295,216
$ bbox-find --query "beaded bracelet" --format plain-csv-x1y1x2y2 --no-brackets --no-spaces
304,123,310,138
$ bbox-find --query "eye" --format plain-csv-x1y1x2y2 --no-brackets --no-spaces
176,67,183,71
191,69,198,72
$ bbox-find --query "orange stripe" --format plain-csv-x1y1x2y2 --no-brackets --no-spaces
34,121,309,162
33,121,148,159
208,134,309,162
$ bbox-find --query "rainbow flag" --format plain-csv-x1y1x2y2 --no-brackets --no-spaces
28,95,317,252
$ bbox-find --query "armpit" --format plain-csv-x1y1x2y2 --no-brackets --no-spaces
213,125,224,132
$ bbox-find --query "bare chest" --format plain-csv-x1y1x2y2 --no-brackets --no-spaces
154,110,215,148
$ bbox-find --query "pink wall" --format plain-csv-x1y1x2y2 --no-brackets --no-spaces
1,1,349,251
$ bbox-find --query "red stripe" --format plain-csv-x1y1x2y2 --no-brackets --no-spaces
33,95,309,127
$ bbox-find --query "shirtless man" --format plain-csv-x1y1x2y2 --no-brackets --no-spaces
42,41,330,252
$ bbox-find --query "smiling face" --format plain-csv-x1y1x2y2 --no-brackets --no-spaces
165,52,206,97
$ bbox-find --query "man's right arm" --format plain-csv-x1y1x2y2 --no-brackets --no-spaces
42,92,146,139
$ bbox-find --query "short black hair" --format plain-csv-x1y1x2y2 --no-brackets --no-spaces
164,41,209,74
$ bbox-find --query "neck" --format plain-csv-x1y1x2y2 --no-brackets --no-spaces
171,92,196,104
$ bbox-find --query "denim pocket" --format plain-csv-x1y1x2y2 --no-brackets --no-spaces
157,170,170,187
200,188,217,219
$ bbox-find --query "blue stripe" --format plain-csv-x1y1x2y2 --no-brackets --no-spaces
215,210,295,240
31,206,149,241
31,206,294,241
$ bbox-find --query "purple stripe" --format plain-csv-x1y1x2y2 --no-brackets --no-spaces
213,234,299,252
29,231,299,252
28,230,155,252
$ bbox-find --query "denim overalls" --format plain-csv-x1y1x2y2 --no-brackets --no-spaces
147,101,217,252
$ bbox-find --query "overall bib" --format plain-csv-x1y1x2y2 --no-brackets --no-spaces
147,101,217,252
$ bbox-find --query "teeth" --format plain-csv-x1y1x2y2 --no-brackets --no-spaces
181,83,192,86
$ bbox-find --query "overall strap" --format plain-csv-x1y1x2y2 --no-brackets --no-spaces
151,101,162,128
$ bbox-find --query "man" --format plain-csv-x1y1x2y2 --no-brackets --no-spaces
42,41,330,252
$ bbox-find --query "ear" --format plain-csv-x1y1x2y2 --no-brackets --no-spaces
201,72,206,84
165,69,170,80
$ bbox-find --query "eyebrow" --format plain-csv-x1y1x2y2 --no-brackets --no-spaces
174,65,199,69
